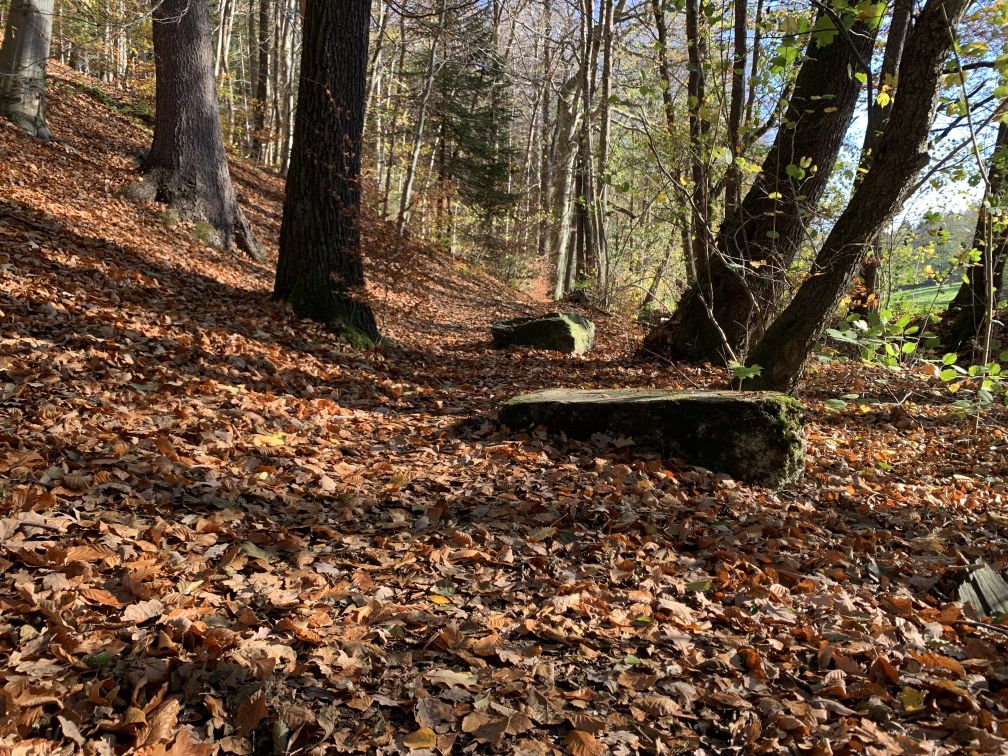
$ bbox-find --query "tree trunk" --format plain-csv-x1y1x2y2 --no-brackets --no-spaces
649,0,676,135
215,0,235,78
684,0,713,280
364,0,389,120
273,0,379,343
536,0,554,268
0,0,54,139
941,120,1008,353
724,0,747,213
850,0,913,315
131,0,261,260
744,0,971,392
397,0,447,233
643,5,878,362
551,75,583,299
252,0,270,162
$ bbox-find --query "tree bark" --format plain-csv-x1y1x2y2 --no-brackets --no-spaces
941,120,1008,353
643,4,877,362
550,74,583,299
397,0,447,233
215,0,235,78
0,0,54,139
131,0,261,260
850,0,913,314
744,0,971,392
273,0,379,343
252,0,270,161
684,0,713,280
724,0,747,214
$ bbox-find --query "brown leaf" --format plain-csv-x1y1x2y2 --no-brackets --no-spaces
415,696,455,729
140,698,181,746
403,726,438,749
566,713,605,735
639,695,679,717
469,632,501,656
79,587,124,608
167,730,215,756
564,729,604,756
911,651,966,679
235,689,268,736
122,599,165,624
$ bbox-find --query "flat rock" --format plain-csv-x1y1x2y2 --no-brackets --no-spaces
500,388,806,488
491,312,595,354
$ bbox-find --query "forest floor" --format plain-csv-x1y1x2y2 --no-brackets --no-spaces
2,67,1008,756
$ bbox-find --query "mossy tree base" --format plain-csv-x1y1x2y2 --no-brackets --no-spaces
500,389,806,488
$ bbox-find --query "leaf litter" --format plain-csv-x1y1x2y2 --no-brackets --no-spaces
1,66,1008,754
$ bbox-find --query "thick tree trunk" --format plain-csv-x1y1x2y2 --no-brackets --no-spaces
131,0,261,260
744,0,971,392
941,121,1008,353
0,0,54,139
643,5,877,362
273,0,379,343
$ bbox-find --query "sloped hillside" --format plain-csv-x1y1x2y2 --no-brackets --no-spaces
2,68,1008,754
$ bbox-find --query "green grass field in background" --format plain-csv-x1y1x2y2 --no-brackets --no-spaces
889,282,958,313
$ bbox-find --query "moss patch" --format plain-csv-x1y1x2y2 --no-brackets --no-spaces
329,318,378,350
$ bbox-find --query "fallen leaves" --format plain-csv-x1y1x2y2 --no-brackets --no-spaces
2,63,1008,755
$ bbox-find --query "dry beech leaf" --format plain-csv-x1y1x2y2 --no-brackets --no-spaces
235,689,268,736
415,696,455,729
564,729,604,756
79,587,124,608
402,726,438,749
567,713,605,735
912,651,966,678
141,698,181,746
426,669,477,689
167,730,215,756
640,695,679,716
470,633,500,656
122,599,165,624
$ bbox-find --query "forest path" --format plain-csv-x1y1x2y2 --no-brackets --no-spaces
2,67,1008,753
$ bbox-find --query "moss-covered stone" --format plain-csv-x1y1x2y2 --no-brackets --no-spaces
500,389,805,488
491,312,595,354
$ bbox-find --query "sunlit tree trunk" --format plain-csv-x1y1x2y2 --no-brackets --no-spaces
644,5,878,362
551,75,583,299
130,0,260,259
744,0,971,391
215,0,235,78
684,0,712,279
0,0,55,139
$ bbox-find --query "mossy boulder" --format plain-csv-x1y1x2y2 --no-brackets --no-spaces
500,389,805,488
491,312,595,354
